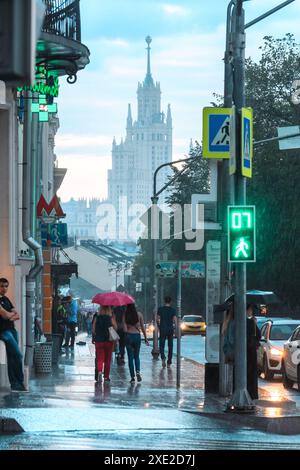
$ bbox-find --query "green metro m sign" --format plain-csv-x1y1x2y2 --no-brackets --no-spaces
228,205,256,263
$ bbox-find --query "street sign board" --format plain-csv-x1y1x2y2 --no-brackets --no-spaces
181,261,205,278
203,107,232,159
278,125,300,150
229,105,236,175
41,223,68,248
206,241,221,325
156,261,205,278
155,261,177,278
228,206,256,263
241,108,253,178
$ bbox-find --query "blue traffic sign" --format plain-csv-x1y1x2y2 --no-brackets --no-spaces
203,108,232,159
241,108,253,178
41,223,68,247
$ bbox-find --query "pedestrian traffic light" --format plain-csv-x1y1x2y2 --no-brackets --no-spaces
228,205,256,263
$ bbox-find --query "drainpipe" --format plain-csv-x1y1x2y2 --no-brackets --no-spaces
22,92,44,377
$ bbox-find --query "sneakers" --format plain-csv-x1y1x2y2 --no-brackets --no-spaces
167,361,172,368
162,359,166,368
97,372,103,383
130,377,135,384
104,378,110,383
136,372,142,382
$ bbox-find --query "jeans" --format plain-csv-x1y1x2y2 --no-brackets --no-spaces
64,322,76,348
159,332,173,363
0,329,24,387
125,333,141,379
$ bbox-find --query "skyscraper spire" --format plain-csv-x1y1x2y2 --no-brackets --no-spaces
144,35,154,87
126,103,133,129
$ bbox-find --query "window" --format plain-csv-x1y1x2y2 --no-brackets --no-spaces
270,324,299,341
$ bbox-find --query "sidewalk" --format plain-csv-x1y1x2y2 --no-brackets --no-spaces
0,333,300,435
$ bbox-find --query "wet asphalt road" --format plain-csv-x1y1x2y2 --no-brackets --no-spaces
1,334,300,450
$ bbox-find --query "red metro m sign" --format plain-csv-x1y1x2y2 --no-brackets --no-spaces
37,195,65,219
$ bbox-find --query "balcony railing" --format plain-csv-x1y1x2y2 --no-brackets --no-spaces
42,0,81,42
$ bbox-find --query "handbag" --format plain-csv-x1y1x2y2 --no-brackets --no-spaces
108,326,120,342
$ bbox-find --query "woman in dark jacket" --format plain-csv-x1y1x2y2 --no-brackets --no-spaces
222,303,261,400
92,305,117,384
246,304,261,399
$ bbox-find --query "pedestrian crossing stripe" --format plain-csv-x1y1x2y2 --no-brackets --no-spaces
241,107,253,178
202,107,232,159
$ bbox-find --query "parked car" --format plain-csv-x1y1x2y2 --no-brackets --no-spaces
282,325,300,390
257,319,300,380
180,315,206,336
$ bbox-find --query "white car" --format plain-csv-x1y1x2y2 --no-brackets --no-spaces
282,325,300,390
257,319,300,380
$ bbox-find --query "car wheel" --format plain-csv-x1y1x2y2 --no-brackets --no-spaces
263,354,274,380
282,361,294,389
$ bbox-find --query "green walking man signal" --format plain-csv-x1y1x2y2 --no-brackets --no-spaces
228,206,256,263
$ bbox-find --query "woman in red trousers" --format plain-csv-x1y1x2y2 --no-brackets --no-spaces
92,306,117,384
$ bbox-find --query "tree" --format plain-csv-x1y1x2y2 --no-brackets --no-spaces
245,34,300,309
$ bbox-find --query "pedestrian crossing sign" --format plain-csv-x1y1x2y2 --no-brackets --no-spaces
203,108,232,159
241,108,253,178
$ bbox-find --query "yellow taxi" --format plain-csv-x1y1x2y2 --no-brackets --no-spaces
180,315,206,336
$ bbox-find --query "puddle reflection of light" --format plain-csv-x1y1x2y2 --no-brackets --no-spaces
265,407,283,418
144,403,150,408
178,399,185,406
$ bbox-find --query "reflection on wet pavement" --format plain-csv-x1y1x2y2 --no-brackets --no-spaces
0,335,204,412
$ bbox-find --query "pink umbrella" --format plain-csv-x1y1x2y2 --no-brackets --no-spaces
92,291,135,306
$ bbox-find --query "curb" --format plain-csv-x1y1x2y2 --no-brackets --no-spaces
0,418,24,435
185,409,300,435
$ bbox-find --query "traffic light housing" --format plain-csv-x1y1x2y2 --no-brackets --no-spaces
0,0,45,85
228,205,256,263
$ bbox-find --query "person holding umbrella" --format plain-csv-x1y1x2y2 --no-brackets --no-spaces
92,305,117,384
91,292,136,384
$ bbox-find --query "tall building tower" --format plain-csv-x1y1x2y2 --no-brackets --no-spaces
108,36,173,240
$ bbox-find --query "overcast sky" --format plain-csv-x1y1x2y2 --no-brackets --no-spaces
56,0,300,202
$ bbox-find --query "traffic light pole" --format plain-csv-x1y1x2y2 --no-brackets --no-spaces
227,0,254,411
223,0,295,412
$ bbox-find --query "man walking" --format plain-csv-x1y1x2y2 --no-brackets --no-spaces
63,295,78,350
157,296,177,368
0,278,26,392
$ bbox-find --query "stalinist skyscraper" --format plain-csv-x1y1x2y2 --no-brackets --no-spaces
108,36,173,240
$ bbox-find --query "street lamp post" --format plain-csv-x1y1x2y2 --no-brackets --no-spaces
151,157,196,359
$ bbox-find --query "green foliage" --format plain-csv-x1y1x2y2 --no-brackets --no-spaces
246,34,300,308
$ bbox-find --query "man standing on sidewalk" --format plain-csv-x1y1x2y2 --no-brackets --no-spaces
157,296,177,368
0,278,26,392
63,295,78,351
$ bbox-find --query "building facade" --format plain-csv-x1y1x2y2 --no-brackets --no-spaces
61,198,102,239
107,36,173,240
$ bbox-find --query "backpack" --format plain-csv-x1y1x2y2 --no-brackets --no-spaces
223,320,235,363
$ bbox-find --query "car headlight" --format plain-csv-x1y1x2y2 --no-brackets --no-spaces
270,348,283,356
180,324,186,330
149,325,155,332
